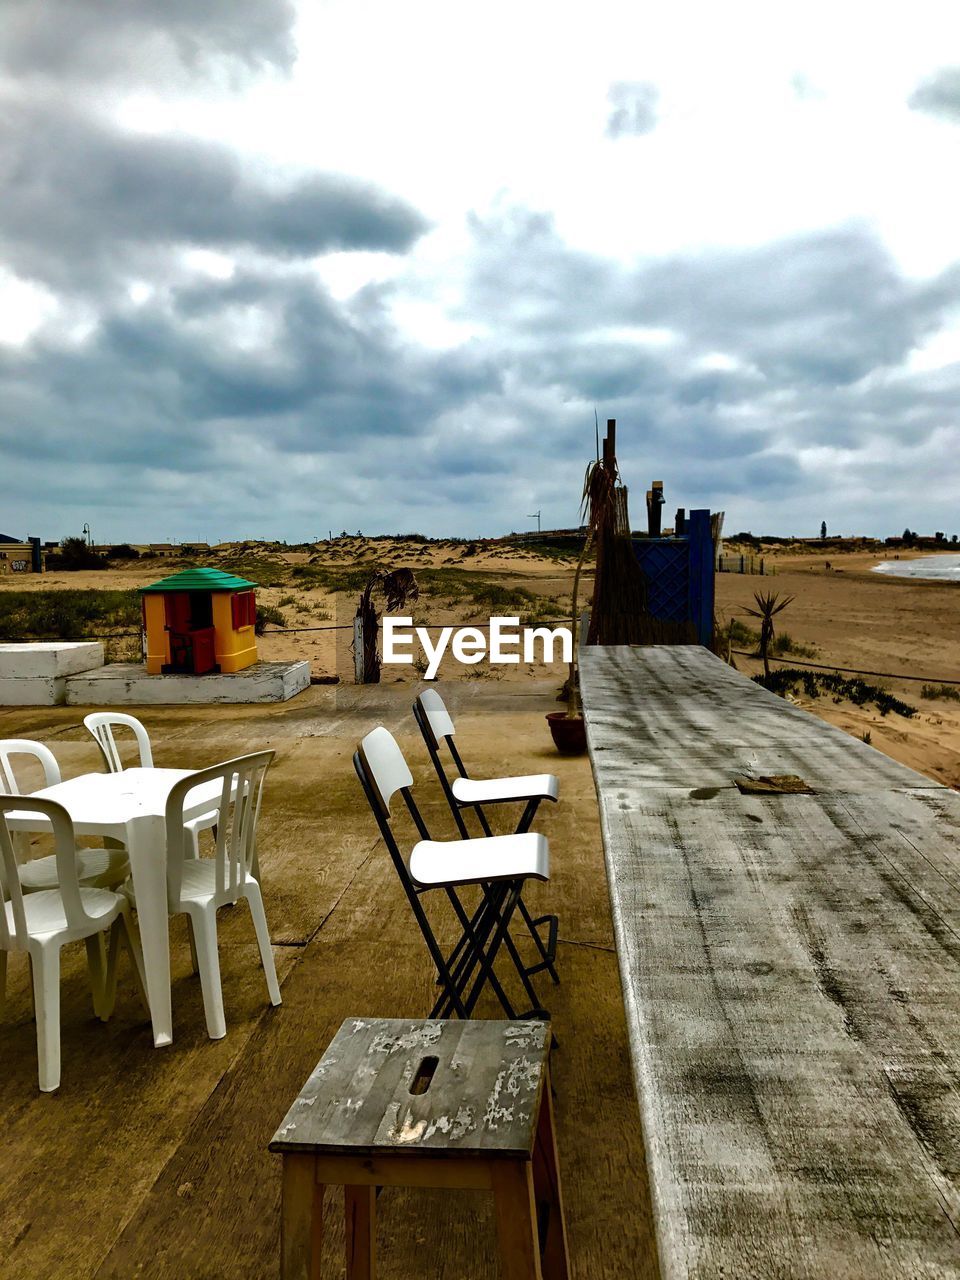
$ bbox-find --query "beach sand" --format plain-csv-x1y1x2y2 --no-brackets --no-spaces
3,538,958,788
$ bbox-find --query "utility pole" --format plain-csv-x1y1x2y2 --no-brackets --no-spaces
527,509,541,534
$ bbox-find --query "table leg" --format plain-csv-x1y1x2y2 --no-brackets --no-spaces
533,1074,570,1279
281,1155,324,1280
492,1161,543,1280
345,1184,376,1279
125,814,173,1047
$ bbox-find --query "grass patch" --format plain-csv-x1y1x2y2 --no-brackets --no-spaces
212,555,289,587
756,668,916,717
726,618,817,658
292,564,551,614
921,683,960,702
0,589,141,640
255,604,288,634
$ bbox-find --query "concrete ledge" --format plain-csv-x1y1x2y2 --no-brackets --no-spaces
0,675,67,706
64,660,311,706
0,641,104,679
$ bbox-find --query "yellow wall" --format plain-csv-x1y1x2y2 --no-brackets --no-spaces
143,594,170,674
211,593,258,672
0,544,38,574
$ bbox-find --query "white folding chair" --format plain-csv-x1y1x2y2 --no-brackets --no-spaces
355,726,550,1020
0,795,146,1092
119,751,280,1040
83,712,218,860
413,689,560,985
0,739,129,892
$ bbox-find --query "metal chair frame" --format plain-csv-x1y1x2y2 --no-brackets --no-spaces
353,742,547,1021
413,696,560,986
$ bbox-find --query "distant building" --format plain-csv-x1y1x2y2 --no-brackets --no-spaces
0,534,43,574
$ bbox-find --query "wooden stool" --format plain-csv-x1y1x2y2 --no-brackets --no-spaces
269,1017,569,1279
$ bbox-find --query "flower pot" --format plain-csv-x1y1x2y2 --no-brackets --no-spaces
546,711,587,754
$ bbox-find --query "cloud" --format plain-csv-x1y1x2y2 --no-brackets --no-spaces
908,67,960,122
606,81,660,139
0,0,297,86
0,102,430,294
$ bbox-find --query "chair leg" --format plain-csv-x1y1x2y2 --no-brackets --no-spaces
244,879,281,1007
186,906,226,1040
105,905,149,1019
85,934,108,1022
31,943,62,1093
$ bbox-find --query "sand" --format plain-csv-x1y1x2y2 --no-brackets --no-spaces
2,536,958,787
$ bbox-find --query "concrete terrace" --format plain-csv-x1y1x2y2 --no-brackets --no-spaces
0,681,658,1280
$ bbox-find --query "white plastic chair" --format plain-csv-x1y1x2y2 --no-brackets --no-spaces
120,751,280,1040
0,739,129,893
83,713,218,859
0,795,146,1092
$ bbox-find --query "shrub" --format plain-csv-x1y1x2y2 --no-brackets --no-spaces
255,604,288,634
0,589,140,640
46,536,107,571
755,668,915,717
921,684,960,702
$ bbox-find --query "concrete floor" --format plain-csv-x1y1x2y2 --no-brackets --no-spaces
0,681,658,1279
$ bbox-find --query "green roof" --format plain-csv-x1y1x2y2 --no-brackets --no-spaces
140,567,257,593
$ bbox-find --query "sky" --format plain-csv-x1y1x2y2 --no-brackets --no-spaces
2,1,960,544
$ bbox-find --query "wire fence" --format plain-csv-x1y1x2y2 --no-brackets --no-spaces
731,649,960,686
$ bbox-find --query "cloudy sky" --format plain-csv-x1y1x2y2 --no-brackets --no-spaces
2,1,960,543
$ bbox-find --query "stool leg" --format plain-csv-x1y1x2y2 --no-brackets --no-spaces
345,1184,376,1279
533,1076,570,1279
492,1162,543,1280
281,1155,324,1280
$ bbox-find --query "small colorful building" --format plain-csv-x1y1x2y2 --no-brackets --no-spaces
140,567,259,676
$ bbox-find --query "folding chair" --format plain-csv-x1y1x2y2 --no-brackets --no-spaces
413,688,560,985
354,727,550,1020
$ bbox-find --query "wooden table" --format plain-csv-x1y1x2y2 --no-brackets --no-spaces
269,1017,568,1279
6,767,225,1048
580,644,960,1279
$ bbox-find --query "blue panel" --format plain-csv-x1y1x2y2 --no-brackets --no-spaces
632,508,714,646
633,539,689,622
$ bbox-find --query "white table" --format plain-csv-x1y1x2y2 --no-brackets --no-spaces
6,767,225,1048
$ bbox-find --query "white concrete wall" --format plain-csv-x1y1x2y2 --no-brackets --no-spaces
64,660,310,705
0,642,104,679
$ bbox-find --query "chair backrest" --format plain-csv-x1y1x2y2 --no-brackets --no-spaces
0,739,61,795
412,692,476,837
164,751,274,909
357,727,414,817
0,796,99,947
83,712,153,772
354,727,431,866
415,689,457,747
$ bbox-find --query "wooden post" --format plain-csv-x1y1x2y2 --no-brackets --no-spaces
687,509,715,646
647,481,664,537
675,508,686,536
603,418,616,470
353,612,364,684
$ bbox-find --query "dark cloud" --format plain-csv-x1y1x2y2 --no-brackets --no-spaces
606,81,659,139
0,0,297,85
0,102,429,293
449,208,960,534
908,67,960,122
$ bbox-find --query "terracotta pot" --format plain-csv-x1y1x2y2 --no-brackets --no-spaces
546,711,587,754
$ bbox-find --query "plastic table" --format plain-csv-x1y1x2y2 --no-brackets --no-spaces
6,767,226,1047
